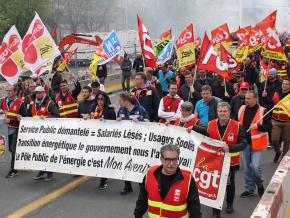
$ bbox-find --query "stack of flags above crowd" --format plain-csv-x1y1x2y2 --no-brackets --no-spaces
0,10,289,86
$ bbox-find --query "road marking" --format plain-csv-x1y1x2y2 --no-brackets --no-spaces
285,205,290,218
6,176,90,218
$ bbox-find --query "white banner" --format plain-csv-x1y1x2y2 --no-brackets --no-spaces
15,118,230,209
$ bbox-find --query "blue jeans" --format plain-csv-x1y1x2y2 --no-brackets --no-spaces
242,144,264,192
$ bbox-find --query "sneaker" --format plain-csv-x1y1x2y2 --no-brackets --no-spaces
212,208,221,218
240,191,254,198
257,185,264,197
120,187,133,195
33,172,46,180
98,182,108,190
226,204,234,214
44,174,53,181
273,151,281,163
5,170,18,178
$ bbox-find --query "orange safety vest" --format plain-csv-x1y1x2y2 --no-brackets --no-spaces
272,92,290,121
55,92,78,118
159,96,182,124
277,64,288,80
208,119,240,166
175,116,199,128
146,165,191,218
238,105,269,151
30,100,52,118
1,97,23,128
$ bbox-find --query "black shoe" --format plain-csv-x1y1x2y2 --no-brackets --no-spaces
240,191,254,198
120,187,133,195
212,208,221,218
98,182,108,190
226,204,234,214
5,170,18,178
257,185,264,197
33,172,46,180
44,174,53,181
273,151,281,163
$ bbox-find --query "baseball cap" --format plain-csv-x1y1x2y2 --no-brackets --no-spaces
35,86,45,92
240,82,250,89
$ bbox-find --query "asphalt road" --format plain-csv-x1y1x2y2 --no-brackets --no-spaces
0,92,279,218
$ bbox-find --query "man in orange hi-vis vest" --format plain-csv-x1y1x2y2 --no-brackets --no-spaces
134,144,202,218
238,90,271,199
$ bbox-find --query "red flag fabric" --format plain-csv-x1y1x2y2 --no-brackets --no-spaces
255,10,277,33
211,23,232,47
63,48,78,64
220,44,240,73
159,28,172,39
197,32,232,80
137,15,156,68
234,26,251,42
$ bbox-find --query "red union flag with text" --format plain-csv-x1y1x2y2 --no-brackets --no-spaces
22,12,60,73
262,28,287,61
220,44,239,73
197,32,232,80
176,23,195,69
0,25,27,84
137,15,156,68
211,23,232,47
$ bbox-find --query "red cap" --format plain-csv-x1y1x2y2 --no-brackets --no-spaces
240,82,250,89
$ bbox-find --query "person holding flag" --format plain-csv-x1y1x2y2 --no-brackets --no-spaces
239,90,271,198
271,79,290,162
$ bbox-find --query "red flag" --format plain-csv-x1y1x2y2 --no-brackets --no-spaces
255,10,277,32
220,44,240,73
234,26,251,42
195,36,201,48
50,23,58,39
159,28,172,39
197,32,232,80
211,23,232,46
260,59,269,82
137,15,156,68
63,48,78,64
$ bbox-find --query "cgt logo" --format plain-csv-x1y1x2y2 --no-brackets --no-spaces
193,157,221,189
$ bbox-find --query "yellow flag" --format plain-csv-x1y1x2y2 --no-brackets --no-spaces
57,61,67,72
232,46,249,63
88,54,102,79
277,93,290,117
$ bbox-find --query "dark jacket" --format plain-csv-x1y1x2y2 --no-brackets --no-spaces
131,86,160,122
230,95,245,120
178,82,202,111
121,59,132,76
97,64,107,78
133,57,144,72
51,72,63,94
134,165,202,218
78,99,95,117
208,96,221,122
195,76,213,87
241,64,257,86
89,92,116,120
117,103,149,122
212,81,235,103
258,79,282,111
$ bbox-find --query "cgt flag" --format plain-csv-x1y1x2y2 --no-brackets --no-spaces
255,10,277,33
259,59,269,83
211,23,232,48
22,12,61,73
262,28,287,61
176,23,195,69
154,28,172,57
220,44,240,73
197,32,232,80
137,15,156,68
0,25,27,84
